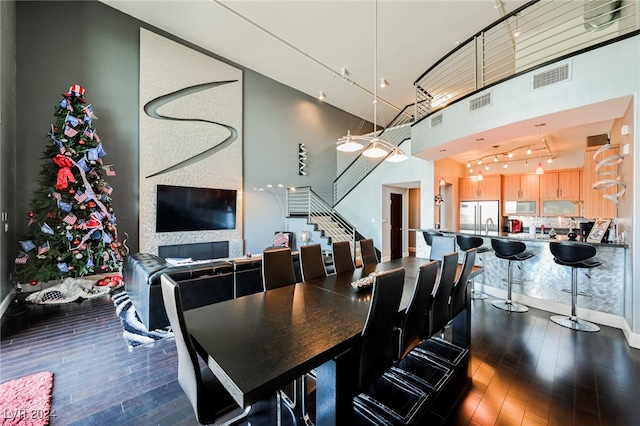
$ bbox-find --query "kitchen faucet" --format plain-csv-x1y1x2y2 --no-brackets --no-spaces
485,217,494,235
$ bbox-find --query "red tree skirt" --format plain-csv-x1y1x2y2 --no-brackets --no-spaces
0,371,54,425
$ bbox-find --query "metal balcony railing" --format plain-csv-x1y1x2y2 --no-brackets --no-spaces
414,0,639,122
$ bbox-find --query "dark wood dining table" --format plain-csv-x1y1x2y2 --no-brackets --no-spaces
183,256,482,426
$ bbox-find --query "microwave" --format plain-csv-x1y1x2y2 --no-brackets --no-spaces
504,201,537,215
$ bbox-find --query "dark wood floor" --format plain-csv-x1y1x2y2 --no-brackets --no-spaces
2,291,640,425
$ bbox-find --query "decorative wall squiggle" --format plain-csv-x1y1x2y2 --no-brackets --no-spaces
298,143,307,175
143,81,238,178
592,143,625,203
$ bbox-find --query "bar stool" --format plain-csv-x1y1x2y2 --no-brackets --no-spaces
456,234,490,300
490,239,533,313
549,242,601,332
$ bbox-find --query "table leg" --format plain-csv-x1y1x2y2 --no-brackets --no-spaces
452,286,471,347
315,348,356,426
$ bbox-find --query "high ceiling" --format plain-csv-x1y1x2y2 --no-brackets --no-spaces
100,0,528,125
100,0,623,172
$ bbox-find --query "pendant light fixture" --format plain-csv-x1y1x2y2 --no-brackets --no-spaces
336,1,408,162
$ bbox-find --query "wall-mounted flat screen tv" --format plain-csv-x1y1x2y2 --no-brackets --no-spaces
156,184,237,232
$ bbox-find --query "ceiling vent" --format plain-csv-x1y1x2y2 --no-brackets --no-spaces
469,92,492,111
587,134,609,147
430,114,443,127
532,63,571,89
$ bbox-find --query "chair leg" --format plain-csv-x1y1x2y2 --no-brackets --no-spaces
551,267,600,332
491,260,528,313
470,277,488,300
219,405,252,426
300,373,315,426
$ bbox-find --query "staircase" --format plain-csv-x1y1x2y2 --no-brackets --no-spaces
287,186,358,257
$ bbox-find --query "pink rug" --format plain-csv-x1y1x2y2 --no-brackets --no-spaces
0,372,54,425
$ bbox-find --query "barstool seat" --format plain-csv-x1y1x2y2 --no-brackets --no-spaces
549,242,601,332
456,235,490,300
490,239,534,313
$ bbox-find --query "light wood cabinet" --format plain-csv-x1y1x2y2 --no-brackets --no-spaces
459,174,501,201
583,146,618,218
503,174,539,200
539,170,581,200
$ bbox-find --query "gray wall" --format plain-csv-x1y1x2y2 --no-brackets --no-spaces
1,0,17,303
13,1,361,263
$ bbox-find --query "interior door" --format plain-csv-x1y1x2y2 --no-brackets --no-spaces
390,193,403,260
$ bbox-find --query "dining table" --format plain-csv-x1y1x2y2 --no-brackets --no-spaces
183,256,482,426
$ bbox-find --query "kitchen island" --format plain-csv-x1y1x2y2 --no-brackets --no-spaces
412,229,628,326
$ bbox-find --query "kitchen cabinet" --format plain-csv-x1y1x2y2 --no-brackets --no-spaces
583,146,618,218
459,174,501,201
503,174,539,200
539,170,581,200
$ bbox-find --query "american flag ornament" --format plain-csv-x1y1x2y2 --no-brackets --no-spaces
83,127,94,140
51,191,62,201
65,113,80,127
38,241,51,255
104,165,116,176
82,104,98,120
63,213,77,225
96,143,107,158
87,148,98,161
64,125,78,137
20,240,36,252
41,223,54,235
74,190,88,203
58,200,72,212
15,252,29,265
102,183,113,195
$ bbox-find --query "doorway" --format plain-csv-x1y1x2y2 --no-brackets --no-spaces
390,193,403,260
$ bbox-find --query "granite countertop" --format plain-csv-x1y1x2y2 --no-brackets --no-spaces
409,229,628,248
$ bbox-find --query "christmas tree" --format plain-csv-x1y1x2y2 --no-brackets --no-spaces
15,84,126,284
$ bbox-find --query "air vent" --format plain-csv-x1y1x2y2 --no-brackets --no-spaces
469,93,492,111
430,114,443,127
587,134,609,147
532,63,570,89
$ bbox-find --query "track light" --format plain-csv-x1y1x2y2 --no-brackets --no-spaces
547,157,553,163
318,91,326,100
527,146,532,155
466,162,471,168
380,78,388,88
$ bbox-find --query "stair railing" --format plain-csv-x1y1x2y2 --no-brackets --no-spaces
288,186,357,256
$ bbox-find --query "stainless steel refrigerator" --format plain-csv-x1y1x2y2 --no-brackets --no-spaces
459,201,500,235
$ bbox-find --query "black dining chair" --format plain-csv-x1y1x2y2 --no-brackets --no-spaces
414,251,469,368
393,252,458,391
262,247,297,291
332,241,355,274
160,275,251,425
395,261,440,362
449,248,477,320
299,243,327,282
352,268,430,425
359,238,379,267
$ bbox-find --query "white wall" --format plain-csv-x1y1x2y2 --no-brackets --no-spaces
334,140,435,260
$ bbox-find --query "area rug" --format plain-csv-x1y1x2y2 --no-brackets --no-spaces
0,371,54,426
112,291,173,349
